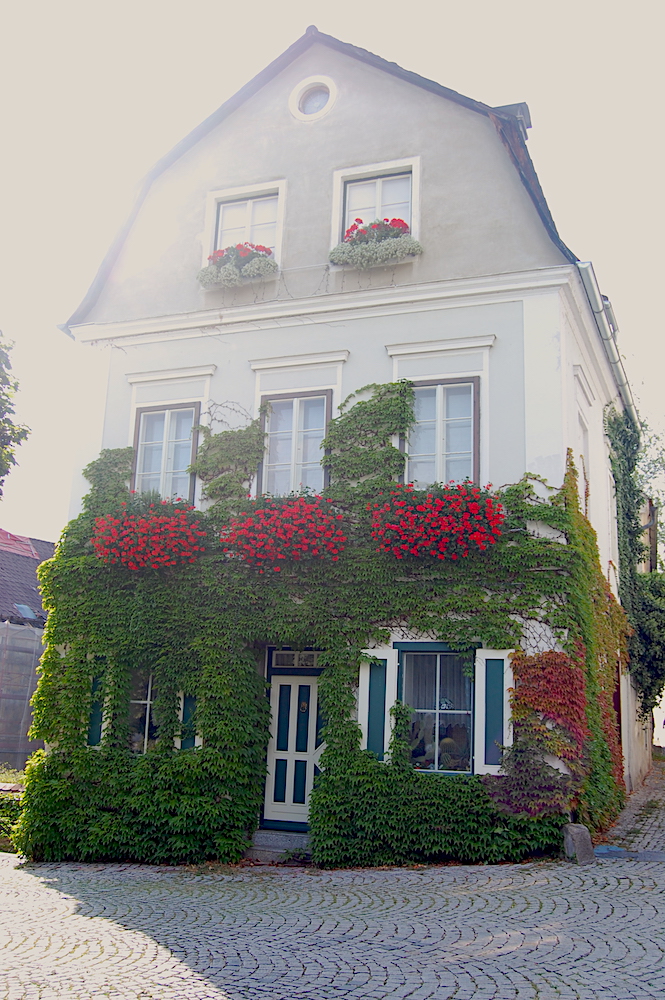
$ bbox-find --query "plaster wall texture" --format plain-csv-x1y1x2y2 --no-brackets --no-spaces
83,42,566,327
100,299,528,486
620,671,653,791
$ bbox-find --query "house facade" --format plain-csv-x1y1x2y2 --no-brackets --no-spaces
45,28,650,854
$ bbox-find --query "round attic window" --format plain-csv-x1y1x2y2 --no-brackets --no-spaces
299,86,330,115
289,76,337,122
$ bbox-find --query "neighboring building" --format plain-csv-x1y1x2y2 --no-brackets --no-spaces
61,26,649,835
0,530,53,769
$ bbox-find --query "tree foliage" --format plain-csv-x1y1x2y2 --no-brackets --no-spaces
0,339,29,497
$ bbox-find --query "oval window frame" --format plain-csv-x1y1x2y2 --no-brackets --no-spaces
288,75,337,123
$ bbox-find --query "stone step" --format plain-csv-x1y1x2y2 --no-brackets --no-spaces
245,829,310,863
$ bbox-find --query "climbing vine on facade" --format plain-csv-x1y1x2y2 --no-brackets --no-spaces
13,384,628,864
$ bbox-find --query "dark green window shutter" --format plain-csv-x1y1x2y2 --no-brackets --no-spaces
484,659,504,765
180,694,196,750
367,660,387,761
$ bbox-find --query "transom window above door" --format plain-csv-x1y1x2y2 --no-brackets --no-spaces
215,195,278,251
134,405,198,500
343,173,411,234
262,393,329,495
406,380,477,488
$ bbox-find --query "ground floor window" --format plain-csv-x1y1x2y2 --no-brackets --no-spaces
129,669,158,753
403,651,473,772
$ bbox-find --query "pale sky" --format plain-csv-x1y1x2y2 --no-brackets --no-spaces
0,0,663,542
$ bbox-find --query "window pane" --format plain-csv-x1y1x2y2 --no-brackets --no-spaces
268,433,292,466
409,712,436,770
135,473,160,494
300,430,324,465
251,196,278,226
446,420,472,454
140,412,165,444
408,458,437,487
220,201,247,231
266,467,291,495
409,422,436,455
414,388,436,421
380,175,411,221
128,702,147,753
129,668,151,702
250,222,277,250
168,473,191,499
445,455,473,482
438,714,471,771
300,397,325,431
403,654,437,709
345,180,377,227
138,443,163,475
169,409,194,442
299,464,324,491
439,655,472,711
446,385,472,419
269,400,293,433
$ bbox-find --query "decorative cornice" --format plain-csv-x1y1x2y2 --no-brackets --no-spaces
72,266,579,346
126,364,217,384
386,335,495,357
250,351,349,371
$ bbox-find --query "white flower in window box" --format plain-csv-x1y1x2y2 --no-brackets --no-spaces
329,218,423,270
198,243,278,288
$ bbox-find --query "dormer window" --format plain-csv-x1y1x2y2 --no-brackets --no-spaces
215,195,278,254
343,173,411,236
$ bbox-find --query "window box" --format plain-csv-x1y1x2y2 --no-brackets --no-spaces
329,218,422,270
197,242,278,288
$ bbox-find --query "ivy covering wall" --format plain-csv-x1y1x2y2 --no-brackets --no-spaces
14,382,629,864
606,408,665,713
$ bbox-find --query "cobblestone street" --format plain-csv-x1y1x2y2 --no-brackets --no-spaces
2,845,665,1000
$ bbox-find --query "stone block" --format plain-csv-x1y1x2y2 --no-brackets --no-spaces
563,822,595,864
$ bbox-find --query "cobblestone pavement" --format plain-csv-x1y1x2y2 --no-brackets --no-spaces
606,751,665,853
2,850,665,1000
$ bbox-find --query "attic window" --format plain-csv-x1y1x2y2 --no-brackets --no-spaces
14,604,36,619
300,86,329,115
289,76,337,122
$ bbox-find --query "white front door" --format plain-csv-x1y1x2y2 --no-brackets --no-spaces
264,672,323,824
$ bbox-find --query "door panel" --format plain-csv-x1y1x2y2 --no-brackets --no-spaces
265,674,322,823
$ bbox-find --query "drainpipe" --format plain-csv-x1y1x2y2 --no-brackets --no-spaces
576,261,639,427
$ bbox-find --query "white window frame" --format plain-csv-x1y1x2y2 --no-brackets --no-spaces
200,179,287,267
330,157,421,250
259,390,332,496
288,75,338,122
405,377,479,487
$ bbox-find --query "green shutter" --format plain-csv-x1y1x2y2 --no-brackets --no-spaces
367,660,387,761
180,694,196,750
484,659,504,765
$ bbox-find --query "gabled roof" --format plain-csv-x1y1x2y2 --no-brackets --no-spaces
62,25,577,336
0,531,54,627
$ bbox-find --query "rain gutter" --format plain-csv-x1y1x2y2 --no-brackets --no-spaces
576,261,639,427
